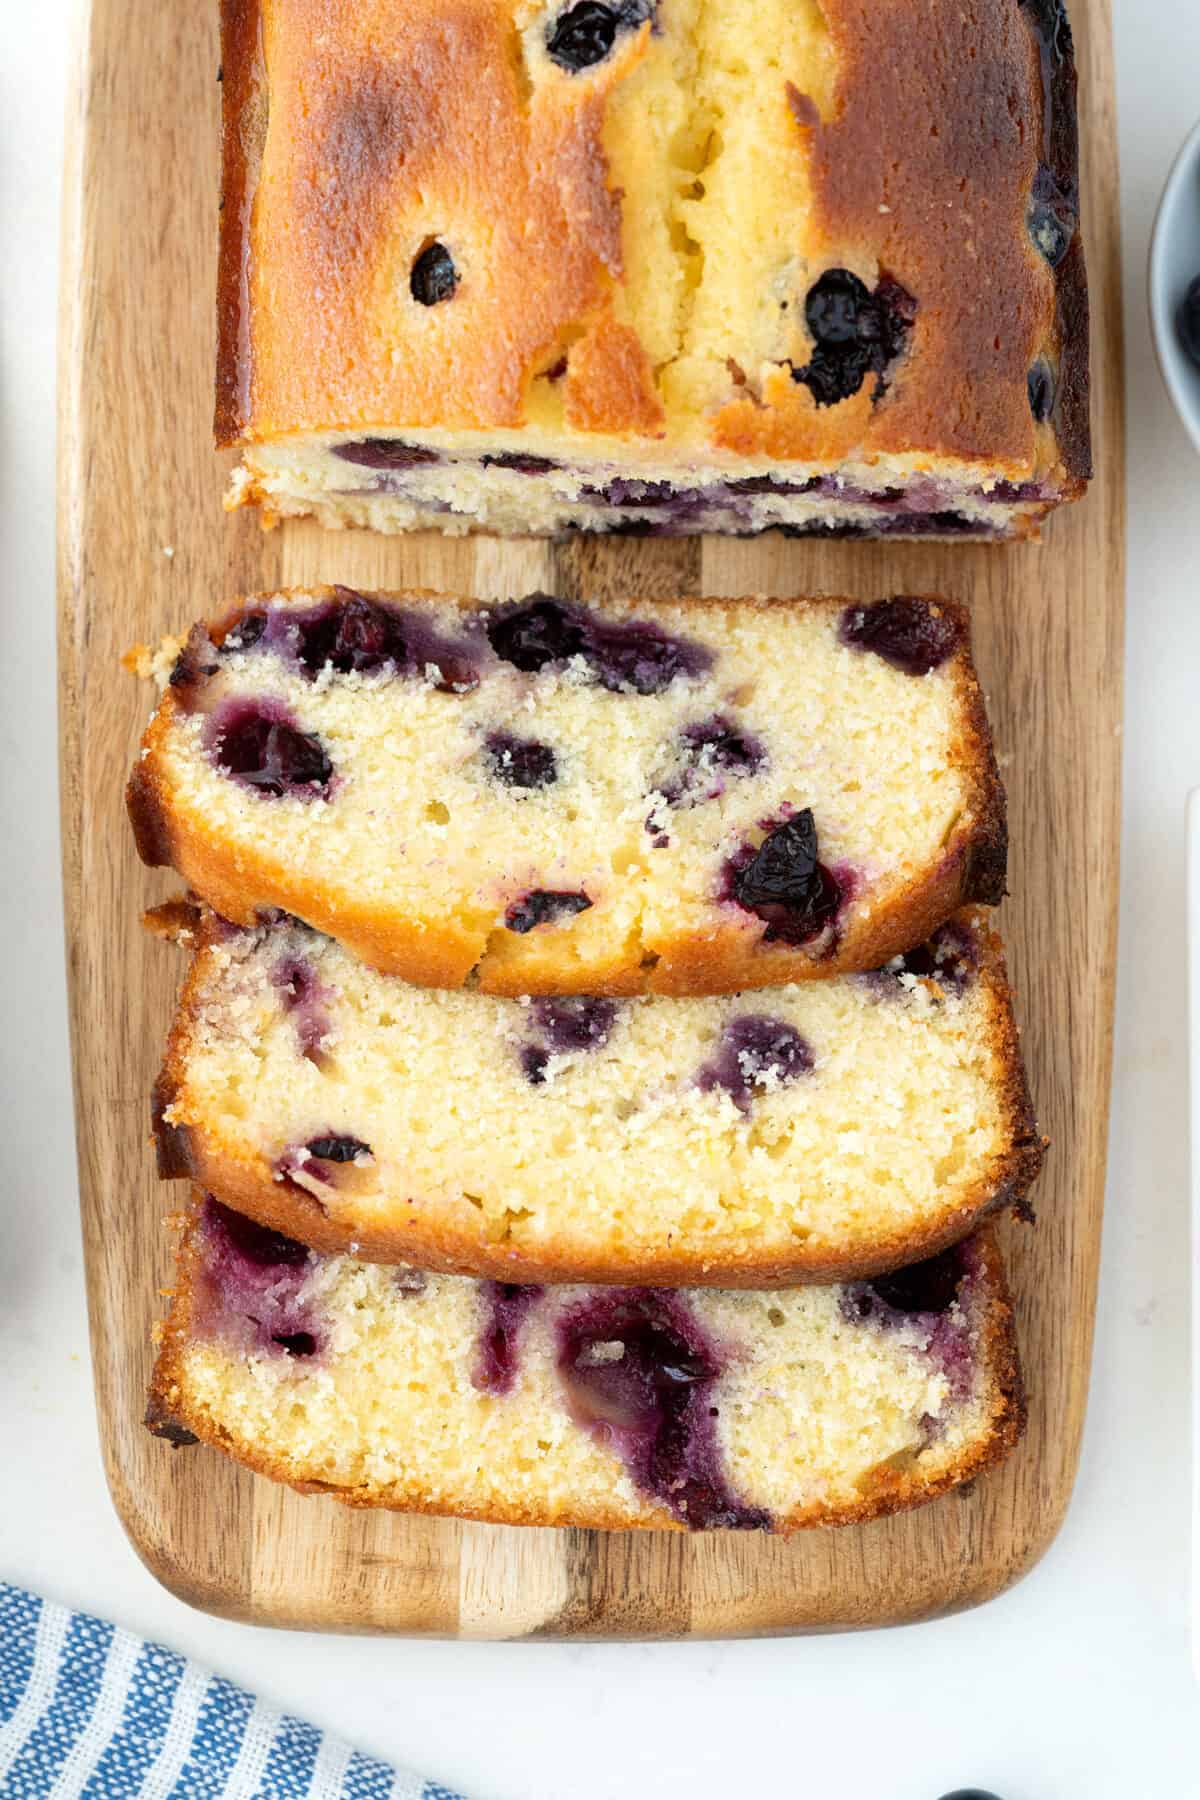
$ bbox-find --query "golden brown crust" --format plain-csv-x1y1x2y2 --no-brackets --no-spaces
146,1206,1024,1531
149,902,1043,1286
216,0,1087,494
217,0,642,443
126,587,1009,997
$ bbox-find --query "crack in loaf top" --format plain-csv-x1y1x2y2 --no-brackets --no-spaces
217,0,1086,477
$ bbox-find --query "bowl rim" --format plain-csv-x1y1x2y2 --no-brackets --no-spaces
1149,116,1200,457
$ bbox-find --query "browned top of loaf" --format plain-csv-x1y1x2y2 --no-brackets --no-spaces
216,0,1089,484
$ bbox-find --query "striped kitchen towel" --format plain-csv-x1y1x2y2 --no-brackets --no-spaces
0,1585,467,1800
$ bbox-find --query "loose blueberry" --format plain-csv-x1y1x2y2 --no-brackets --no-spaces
473,1283,544,1394
557,1291,770,1529
485,732,558,790
504,890,592,934
793,268,916,407
305,1135,371,1164
1027,359,1055,423
545,0,651,73
410,241,459,305
207,1198,309,1268
838,596,961,676
936,1791,1005,1799
487,596,586,673
1178,275,1200,369
209,701,333,799
729,812,842,946
697,1016,813,1114
331,440,441,470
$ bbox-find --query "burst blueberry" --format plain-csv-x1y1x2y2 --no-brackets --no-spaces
545,0,652,72
331,440,441,470
209,701,333,799
729,812,842,945
487,596,586,672
557,1291,769,1530
485,732,558,790
793,268,916,407
504,890,592,934
305,1135,371,1164
838,596,961,676
410,241,458,305
697,1016,813,1114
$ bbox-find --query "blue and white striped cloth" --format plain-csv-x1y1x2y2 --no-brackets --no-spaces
0,1585,467,1800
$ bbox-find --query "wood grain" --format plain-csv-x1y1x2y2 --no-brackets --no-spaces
57,0,1124,1635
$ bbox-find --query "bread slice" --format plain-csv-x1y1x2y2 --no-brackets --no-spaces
148,1195,1025,1533
150,903,1041,1286
128,588,1006,995
217,0,1088,538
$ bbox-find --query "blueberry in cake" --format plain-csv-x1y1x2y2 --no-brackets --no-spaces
127,588,1007,994
149,903,1041,1286
217,0,1089,538
147,1195,1025,1531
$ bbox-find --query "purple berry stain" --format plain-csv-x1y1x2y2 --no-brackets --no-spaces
223,591,481,693
697,1015,813,1114
485,732,558,790
198,1198,322,1359
654,714,765,812
842,1244,975,1402
520,997,619,1085
504,889,592,934
865,919,978,997
726,811,844,946
206,699,333,800
838,596,961,676
272,953,331,1064
557,1290,769,1529
486,594,712,694
473,1283,544,1394
331,440,441,470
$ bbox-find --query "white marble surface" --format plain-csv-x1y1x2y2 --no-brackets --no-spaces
3,6,1198,1796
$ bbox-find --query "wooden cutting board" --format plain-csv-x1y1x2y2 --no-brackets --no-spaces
57,0,1124,1636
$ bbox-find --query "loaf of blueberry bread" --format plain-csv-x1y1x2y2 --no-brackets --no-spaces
217,0,1088,538
147,1196,1025,1532
149,901,1041,1286
127,588,1007,995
